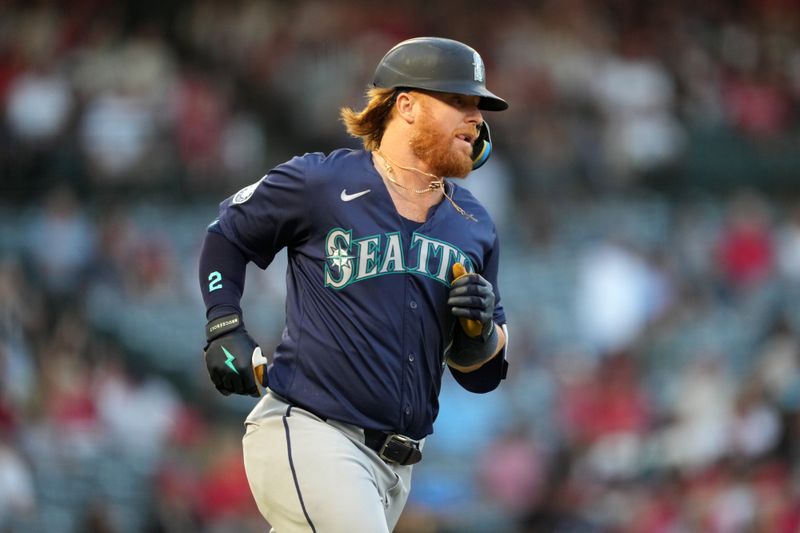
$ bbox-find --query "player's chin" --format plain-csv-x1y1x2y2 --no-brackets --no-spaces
449,166,472,179
448,146,473,178
427,143,472,178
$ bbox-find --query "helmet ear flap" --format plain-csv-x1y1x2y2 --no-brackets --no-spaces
471,122,492,170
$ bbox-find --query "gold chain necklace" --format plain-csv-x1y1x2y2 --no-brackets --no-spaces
374,150,477,222
374,150,443,194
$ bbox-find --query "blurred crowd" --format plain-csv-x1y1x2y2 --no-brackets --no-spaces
2,0,800,532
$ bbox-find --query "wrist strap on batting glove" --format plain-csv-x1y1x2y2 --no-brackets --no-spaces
206,313,243,343
448,320,499,368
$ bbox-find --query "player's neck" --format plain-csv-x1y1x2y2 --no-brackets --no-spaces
374,149,443,195
371,149,477,222
375,129,441,189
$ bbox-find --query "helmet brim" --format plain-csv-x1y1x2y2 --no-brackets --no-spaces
477,93,508,112
376,81,509,111
417,80,508,111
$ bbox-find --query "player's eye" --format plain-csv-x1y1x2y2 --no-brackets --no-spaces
449,95,478,110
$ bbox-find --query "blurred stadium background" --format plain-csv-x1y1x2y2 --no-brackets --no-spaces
2,0,800,531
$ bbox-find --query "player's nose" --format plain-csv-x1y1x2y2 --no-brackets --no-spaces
465,106,482,125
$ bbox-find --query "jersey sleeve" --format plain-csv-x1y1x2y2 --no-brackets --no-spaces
215,155,313,269
449,228,509,393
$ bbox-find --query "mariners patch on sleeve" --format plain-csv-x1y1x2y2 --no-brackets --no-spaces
232,178,262,205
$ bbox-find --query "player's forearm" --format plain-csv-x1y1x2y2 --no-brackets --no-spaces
199,228,249,320
447,322,506,373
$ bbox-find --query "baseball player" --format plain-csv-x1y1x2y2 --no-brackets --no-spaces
198,37,509,532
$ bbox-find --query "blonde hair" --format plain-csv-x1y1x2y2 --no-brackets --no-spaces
340,87,397,151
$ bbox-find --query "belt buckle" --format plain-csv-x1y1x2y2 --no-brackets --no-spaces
378,434,415,464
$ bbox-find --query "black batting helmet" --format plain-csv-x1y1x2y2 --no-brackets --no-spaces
373,37,508,112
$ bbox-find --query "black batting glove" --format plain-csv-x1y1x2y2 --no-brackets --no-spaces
448,272,496,342
204,314,262,397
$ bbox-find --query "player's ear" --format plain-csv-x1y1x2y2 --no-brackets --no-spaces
394,90,417,124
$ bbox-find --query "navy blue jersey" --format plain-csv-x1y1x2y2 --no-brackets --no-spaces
213,149,506,439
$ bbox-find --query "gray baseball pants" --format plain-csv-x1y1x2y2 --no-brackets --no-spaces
242,391,420,532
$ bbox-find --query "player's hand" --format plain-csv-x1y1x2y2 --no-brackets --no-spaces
204,314,267,397
449,263,495,342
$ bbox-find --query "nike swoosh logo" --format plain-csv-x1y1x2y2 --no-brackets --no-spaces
340,189,371,202
221,346,239,374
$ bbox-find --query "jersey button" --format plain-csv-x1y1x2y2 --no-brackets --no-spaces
404,406,411,416
409,300,418,310
408,353,415,362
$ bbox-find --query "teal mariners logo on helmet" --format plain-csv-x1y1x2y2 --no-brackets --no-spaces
472,51,484,83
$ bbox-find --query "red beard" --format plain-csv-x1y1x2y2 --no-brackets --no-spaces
409,108,474,178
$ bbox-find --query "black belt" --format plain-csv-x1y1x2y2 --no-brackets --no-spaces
363,429,422,466
276,393,422,466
